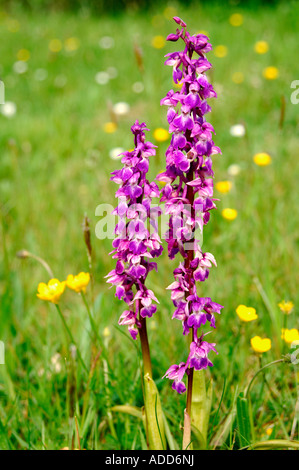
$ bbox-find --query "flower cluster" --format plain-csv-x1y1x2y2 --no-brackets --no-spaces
37,272,90,303
106,121,163,340
158,17,223,393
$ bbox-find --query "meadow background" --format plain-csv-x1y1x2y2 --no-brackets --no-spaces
0,0,299,450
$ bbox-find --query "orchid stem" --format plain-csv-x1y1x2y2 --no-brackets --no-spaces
138,301,152,378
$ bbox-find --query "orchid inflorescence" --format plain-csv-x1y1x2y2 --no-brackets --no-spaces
156,17,224,393
106,121,163,341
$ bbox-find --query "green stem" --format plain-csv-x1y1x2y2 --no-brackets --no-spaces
138,303,152,378
81,292,100,342
186,368,194,417
245,358,285,400
16,250,54,278
243,439,299,450
55,304,88,373
282,313,287,355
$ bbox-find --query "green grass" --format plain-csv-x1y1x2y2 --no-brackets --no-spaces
0,0,299,450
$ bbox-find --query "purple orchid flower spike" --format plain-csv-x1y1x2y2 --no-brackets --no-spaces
106,120,163,340
157,18,224,394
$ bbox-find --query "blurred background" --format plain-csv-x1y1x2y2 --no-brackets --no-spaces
0,0,299,449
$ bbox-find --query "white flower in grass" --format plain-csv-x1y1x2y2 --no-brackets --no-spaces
13,61,28,74
99,36,115,49
54,75,67,88
95,71,109,85
51,353,62,373
227,164,241,176
34,68,48,81
1,101,17,118
132,81,144,93
113,102,130,116
107,66,118,79
230,124,245,137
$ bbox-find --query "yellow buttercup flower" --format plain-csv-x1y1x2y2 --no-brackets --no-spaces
221,208,237,221
278,300,294,315
251,336,272,353
281,328,299,344
66,272,90,293
17,49,30,61
236,305,258,322
254,41,269,54
151,35,165,49
49,39,62,53
229,13,243,27
103,122,117,134
64,37,80,52
262,66,279,80
215,181,232,194
214,45,228,58
37,279,66,304
253,152,272,166
153,128,170,142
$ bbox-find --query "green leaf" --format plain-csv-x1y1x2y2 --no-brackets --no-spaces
244,439,299,450
236,392,252,447
143,373,166,450
111,405,143,421
191,424,206,450
190,370,212,449
210,386,238,449
162,411,179,450
138,426,148,450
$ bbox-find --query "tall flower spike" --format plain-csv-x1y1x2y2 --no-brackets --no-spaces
107,121,166,450
106,120,163,341
158,18,223,394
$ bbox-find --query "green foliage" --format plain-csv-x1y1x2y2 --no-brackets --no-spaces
236,392,252,447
